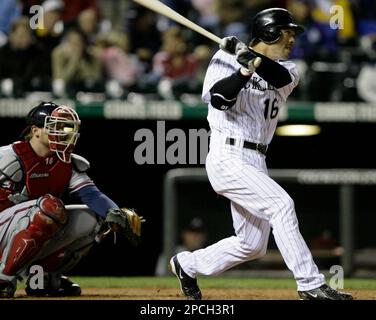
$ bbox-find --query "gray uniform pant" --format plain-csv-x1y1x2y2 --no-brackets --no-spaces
0,200,100,282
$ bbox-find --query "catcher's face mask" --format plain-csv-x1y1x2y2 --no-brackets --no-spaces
44,106,81,163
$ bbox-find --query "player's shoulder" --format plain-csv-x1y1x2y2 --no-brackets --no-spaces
278,59,298,72
0,144,15,154
0,144,18,160
209,49,237,66
0,144,23,182
71,153,90,173
212,49,225,59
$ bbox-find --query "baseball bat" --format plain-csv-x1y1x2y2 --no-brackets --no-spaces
132,0,261,69
132,0,222,45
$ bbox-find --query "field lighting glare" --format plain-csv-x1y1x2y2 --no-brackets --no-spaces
275,124,321,136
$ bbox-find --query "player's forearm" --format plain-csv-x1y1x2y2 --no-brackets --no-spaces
72,184,119,218
209,69,251,111
250,49,292,88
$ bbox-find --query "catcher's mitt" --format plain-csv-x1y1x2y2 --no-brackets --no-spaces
106,208,145,246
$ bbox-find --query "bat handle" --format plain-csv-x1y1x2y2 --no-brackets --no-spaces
206,33,222,45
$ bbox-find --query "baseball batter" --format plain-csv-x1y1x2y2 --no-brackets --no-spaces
170,8,353,300
0,102,144,298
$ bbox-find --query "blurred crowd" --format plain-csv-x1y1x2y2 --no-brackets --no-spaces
0,0,376,102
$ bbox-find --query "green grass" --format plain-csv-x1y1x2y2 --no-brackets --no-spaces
38,277,376,290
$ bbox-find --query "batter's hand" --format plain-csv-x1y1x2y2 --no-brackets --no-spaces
235,43,262,73
219,36,241,55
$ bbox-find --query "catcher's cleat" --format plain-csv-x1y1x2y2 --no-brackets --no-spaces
0,279,16,299
169,255,202,300
25,275,81,297
298,284,353,300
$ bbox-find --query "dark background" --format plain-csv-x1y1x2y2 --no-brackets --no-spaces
1,117,375,275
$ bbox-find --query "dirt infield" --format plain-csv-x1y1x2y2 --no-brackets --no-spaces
13,288,375,300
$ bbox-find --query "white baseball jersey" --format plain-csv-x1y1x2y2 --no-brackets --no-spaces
176,49,326,292
202,49,299,144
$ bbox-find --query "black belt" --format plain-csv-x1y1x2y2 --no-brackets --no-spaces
225,137,268,155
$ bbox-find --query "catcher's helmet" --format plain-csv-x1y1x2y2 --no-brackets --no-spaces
20,101,81,163
20,101,59,138
250,8,304,45
25,101,59,128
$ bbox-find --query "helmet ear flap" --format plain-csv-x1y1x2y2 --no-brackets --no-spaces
262,26,281,44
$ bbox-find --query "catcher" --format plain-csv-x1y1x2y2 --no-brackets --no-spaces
0,102,145,298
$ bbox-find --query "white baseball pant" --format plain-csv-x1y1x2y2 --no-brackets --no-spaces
177,132,325,291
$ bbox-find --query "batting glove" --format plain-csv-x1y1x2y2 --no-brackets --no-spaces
235,43,262,73
219,36,241,55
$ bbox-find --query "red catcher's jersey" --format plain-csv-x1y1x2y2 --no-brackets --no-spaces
12,141,72,200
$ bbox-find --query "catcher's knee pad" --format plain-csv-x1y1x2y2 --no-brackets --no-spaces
1,203,64,276
37,194,68,225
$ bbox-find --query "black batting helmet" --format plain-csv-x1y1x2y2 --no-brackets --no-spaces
249,8,304,45
20,101,59,138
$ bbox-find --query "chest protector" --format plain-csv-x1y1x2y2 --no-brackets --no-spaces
12,141,72,199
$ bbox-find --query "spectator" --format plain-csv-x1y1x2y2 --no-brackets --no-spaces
22,0,100,40
244,0,277,18
21,0,42,15
0,16,49,96
180,218,208,252
30,0,65,84
310,230,343,268
213,0,275,41
152,27,199,99
311,0,357,46
288,0,338,62
354,0,376,20
95,30,142,96
155,218,208,276
0,0,21,46
192,44,214,85
287,0,359,101
357,33,376,102
125,5,161,73
160,0,192,15
214,0,249,40
191,0,218,28
354,0,376,37
336,0,357,46
52,28,102,96
75,7,100,45
34,0,65,46
62,0,98,26
311,230,339,251
157,0,193,31
188,0,220,48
